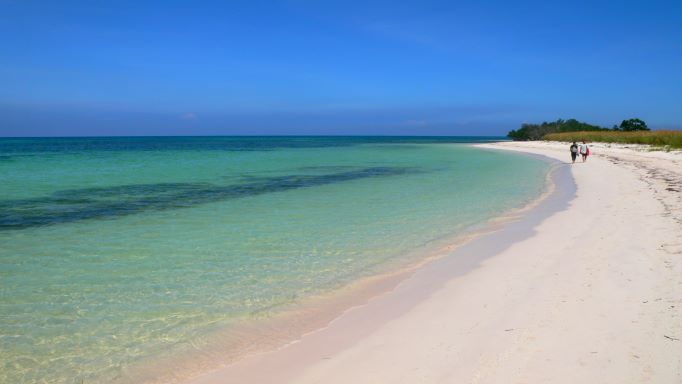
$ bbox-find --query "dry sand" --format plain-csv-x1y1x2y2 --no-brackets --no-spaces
189,141,682,384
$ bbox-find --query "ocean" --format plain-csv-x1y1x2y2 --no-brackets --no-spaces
0,136,549,383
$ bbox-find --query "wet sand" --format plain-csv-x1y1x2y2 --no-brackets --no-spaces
189,141,682,384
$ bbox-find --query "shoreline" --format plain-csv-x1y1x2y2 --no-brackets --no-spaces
119,146,561,384
188,141,682,383
183,147,575,384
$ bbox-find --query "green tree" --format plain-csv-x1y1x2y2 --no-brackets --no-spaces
619,118,649,131
507,118,608,141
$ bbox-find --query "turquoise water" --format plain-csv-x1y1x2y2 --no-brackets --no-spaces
0,137,548,383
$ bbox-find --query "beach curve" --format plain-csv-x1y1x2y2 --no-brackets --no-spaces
186,141,682,383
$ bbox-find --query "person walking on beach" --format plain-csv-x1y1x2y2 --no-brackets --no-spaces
579,140,589,162
570,142,579,163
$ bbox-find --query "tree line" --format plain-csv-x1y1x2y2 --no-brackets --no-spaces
507,118,649,141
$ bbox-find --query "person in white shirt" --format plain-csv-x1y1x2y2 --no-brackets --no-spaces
579,141,589,162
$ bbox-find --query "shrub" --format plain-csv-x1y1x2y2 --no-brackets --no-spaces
542,130,682,149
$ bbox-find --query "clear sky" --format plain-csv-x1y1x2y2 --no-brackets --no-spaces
1,0,681,136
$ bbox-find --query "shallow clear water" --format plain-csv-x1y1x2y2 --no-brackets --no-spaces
0,137,548,383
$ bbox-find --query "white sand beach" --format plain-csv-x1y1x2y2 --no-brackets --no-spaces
190,141,682,384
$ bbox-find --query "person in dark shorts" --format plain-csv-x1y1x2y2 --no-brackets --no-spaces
579,140,589,162
570,142,578,163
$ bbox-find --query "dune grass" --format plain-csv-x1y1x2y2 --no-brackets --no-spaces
542,130,682,149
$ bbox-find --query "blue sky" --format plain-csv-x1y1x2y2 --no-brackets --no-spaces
1,0,681,136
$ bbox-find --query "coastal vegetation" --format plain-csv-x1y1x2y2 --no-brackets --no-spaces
506,117,679,148
614,118,649,131
543,130,682,149
507,118,649,141
507,118,610,141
